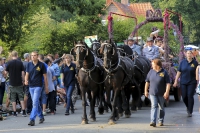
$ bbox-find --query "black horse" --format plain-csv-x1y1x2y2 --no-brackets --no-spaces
99,40,140,125
117,44,151,110
72,41,105,124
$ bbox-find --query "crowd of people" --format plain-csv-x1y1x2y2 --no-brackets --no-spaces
0,27,200,127
0,51,81,126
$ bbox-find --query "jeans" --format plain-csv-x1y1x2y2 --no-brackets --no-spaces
150,95,165,124
65,86,74,111
41,87,47,105
180,84,196,114
29,87,43,121
0,82,5,107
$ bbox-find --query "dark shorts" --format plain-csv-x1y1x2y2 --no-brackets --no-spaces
9,85,24,102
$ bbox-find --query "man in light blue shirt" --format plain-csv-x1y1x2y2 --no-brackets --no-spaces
143,37,160,61
127,37,142,55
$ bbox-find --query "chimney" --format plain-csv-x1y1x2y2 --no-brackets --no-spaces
106,0,112,6
121,0,129,5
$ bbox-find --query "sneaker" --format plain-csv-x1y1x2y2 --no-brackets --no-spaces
159,123,164,126
13,113,17,117
28,120,35,126
65,111,69,115
150,122,156,127
22,112,27,117
39,118,45,124
43,112,47,116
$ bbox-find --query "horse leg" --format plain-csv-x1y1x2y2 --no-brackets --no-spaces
98,84,104,115
105,88,112,112
131,83,140,112
118,90,124,117
124,87,131,118
90,91,96,122
108,88,120,125
81,88,88,124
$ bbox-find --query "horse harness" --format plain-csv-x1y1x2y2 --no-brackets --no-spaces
75,44,107,84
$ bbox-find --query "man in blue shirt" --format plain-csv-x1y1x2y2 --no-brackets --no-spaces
127,36,142,55
25,51,48,126
143,37,160,61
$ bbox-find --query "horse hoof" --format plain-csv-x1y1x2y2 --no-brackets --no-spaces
98,107,104,115
125,115,130,118
108,120,116,125
90,118,96,122
137,107,142,110
81,120,89,125
118,113,123,117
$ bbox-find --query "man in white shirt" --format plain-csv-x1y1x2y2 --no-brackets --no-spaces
127,36,142,55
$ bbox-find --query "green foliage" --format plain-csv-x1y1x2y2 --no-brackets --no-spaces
0,0,199,58
0,0,35,51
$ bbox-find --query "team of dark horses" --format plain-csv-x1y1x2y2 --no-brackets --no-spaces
71,39,151,125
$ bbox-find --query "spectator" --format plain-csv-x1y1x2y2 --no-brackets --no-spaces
38,54,48,116
173,50,198,117
61,54,76,115
143,37,160,61
127,36,142,55
145,59,170,127
5,51,26,117
0,58,6,112
25,51,48,126
44,58,56,115
23,53,32,114
47,54,60,112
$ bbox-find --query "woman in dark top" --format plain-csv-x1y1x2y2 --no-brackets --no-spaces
61,54,76,115
145,59,170,127
173,50,198,117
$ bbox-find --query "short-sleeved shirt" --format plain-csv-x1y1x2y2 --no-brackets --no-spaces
26,61,47,87
60,63,76,87
6,59,24,86
23,61,29,72
50,63,60,86
146,68,170,96
178,59,198,85
47,67,55,92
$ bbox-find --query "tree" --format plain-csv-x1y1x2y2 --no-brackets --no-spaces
0,0,35,51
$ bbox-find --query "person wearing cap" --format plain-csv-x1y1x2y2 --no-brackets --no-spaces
127,36,142,55
23,53,32,114
143,37,160,61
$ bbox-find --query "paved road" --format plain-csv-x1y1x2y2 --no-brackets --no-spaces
0,95,200,133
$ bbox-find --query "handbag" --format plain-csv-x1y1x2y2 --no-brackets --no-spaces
196,83,200,95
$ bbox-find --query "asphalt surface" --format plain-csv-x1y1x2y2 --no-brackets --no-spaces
0,95,200,133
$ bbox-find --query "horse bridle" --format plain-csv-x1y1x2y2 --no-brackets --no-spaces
75,44,88,62
102,43,120,72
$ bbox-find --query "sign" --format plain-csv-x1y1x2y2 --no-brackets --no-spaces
84,35,98,48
